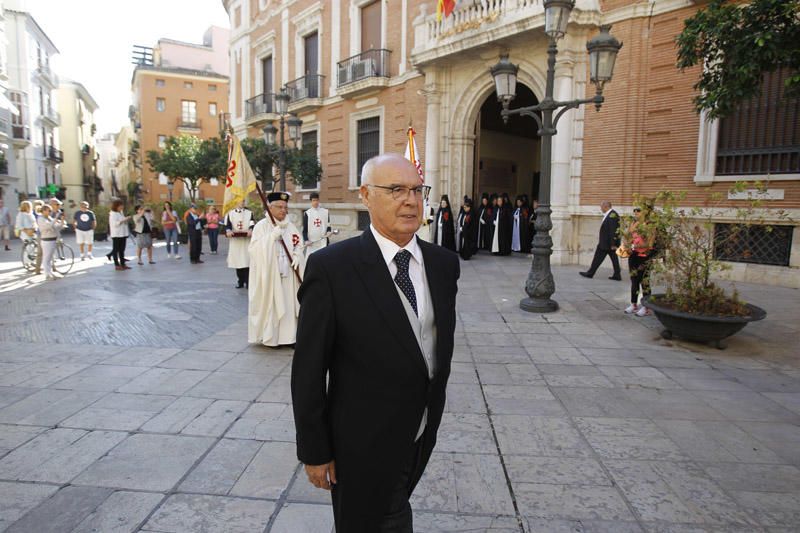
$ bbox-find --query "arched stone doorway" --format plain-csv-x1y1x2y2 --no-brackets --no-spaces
472,84,541,203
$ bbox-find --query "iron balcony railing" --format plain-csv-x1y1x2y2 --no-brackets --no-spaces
177,117,201,129
337,49,391,87
286,74,325,101
47,146,63,163
245,93,276,118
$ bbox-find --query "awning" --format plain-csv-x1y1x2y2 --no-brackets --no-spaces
0,93,19,116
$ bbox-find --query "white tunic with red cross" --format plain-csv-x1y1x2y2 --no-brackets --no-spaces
304,206,329,255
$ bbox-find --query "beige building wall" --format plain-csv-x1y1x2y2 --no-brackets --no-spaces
57,80,98,214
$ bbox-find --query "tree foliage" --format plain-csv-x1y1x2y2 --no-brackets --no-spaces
676,0,800,120
238,138,323,191
146,135,227,201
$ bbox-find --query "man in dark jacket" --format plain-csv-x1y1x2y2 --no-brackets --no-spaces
580,200,621,280
292,153,460,532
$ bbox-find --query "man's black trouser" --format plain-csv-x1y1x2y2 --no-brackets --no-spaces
189,231,202,262
587,247,620,277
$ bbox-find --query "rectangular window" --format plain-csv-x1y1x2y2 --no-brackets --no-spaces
155,79,165,87
361,0,381,51
181,100,197,125
262,56,273,94
184,81,193,89
156,98,165,112
716,67,800,175
209,84,217,91
302,130,318,156
304,33,320,98
209,102,217,116
714,223,793,267
356,116,380,186
158,135,167,149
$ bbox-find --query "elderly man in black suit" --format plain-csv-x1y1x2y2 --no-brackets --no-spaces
580,200,622,280
291,153,460,532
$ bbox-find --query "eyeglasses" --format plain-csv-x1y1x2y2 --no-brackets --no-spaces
367,184,431,201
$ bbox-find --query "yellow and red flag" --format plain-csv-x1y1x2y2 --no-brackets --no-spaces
223,132,257,217
404,126,425,184
436,0,456,22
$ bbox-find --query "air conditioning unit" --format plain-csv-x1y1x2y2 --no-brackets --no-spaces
338,65,350,85
351,60,368,81
293,85,309,100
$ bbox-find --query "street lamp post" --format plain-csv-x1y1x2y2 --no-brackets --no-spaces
166,179,174,202
263,89,303,191
490,4,622,313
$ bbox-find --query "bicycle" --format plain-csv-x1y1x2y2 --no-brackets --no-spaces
21,238,75,275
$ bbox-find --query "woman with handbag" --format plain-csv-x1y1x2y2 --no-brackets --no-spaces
624,206,656,316
133,205,156,265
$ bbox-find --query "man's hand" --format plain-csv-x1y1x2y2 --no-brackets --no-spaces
305,461,336,490
271,226,282,241
291,253,301,270
226,230,233,238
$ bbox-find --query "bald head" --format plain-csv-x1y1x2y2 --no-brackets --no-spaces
361,153,418,186
601,201,612,213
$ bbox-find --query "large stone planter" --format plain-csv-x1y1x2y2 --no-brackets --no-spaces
643,295,766,349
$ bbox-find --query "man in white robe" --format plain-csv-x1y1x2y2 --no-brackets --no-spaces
225,202,255,288
302,192,330,256
248,192,306,347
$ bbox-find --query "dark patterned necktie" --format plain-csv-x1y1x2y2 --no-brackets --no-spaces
394,250,418,316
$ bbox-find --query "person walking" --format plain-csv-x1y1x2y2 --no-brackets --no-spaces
625,206,656,316
107,199,131,270
161,201,181,260
292,153,460,532
36,204,65,280
206,205,220,254
0,198,11,251
133,205,156,265
15,201,37,243
580,200,622,280
303,192,330,256
73,201,97,260
225,202,255,289
186,204,206,264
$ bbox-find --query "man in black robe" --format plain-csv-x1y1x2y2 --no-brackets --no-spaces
512,195,532,254
492,193,513,256
477,193,493,251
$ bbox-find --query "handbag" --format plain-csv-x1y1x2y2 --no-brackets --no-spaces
616,244,631,258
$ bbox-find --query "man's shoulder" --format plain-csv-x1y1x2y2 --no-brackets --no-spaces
307,234,360,266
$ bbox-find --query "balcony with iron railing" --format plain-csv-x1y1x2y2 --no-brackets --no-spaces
177,117,202,131
47,145,63,163
410,0,559,66
40,106,60,126
245,92,278,126
34,62,58,88
287,74,325,114
336,49,391,98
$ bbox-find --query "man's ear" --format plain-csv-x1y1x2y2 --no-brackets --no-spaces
360,185,370,208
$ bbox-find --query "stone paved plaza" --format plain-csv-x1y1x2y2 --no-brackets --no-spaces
0,235,799,532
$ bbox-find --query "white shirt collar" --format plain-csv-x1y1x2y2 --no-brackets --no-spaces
601,208,612,222
370,224,423,268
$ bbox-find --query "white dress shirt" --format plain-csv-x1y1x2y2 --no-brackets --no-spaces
370,224,426,320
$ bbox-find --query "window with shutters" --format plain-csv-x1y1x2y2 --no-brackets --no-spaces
181,101,197,126
716,67,800,176
262,56,273,94
356,117,380,186
360,0,381,52
302,130,318,156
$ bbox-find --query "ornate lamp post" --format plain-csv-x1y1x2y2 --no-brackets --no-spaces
166,179,174,202
263,88,303,191
490,3,622,313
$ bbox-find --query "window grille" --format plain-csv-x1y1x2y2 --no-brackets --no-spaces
356,117,380,186
714,223,793,266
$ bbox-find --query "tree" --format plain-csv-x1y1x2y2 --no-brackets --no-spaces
237,138,323,191
676,0,800,120
146,135,226,201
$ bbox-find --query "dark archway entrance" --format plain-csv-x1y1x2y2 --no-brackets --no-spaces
473,84,541,203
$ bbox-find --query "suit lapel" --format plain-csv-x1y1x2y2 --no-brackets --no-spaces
355,231,429,378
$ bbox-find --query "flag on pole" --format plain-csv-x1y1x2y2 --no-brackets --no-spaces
222,132,257,217
404,126,425,184
436,0,456,22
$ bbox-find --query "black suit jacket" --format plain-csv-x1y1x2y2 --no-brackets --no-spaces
291,229,460,531
598,209,621,250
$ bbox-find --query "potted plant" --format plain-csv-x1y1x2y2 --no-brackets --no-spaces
632,182,789,349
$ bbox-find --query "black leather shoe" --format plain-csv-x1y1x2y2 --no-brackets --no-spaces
579,271,593,278
609,275,622,281
236,283,244,289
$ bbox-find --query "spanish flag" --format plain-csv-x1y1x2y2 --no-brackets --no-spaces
223,132,257,216
436,0,456,22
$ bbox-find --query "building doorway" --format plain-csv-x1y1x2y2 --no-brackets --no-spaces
473,84,540,203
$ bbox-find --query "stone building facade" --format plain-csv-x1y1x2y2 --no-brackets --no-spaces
224,0,799,286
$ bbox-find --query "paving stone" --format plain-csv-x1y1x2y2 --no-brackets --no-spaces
524,517,645,532
551,387,646,418
0,424,47,458
444,383,486,414
4,485,112,533
59,393,175,431
563,334,622,349
504,455,612,486
575,418,689,461
470,345,532,364
414,511,520,532
141,493,275,533
70,490,163,533
230,441,298,499
116,367,210,395
730,491,800,527
483,385,565,416
225,401,295,441
447,362,480,384
140,396,215,434
159,349,237,371
513,482,635,521
0,387,37,410
718,369,800,393
73,433,214,491
526,346,594,365
50,364,150,392
657,368,750,392
762,392,800,415
179,438,262,495
493,415,592,457
0,428,126,483
181,399,249,436
270,502,334,533
0,389,105,425
0,362,88,388
597,366,681,389
692,390,800,422
187,371,271,401
620,390,726,420
0,481,59,531
578,348,648,367
257,375,292,402
101,347,182,367
732,421,800,465
517,334,573,349
654,420,785,464
700,462,800,492
475,363,543,386
434,413,497,454
217,352,291,375
189,334,253,353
